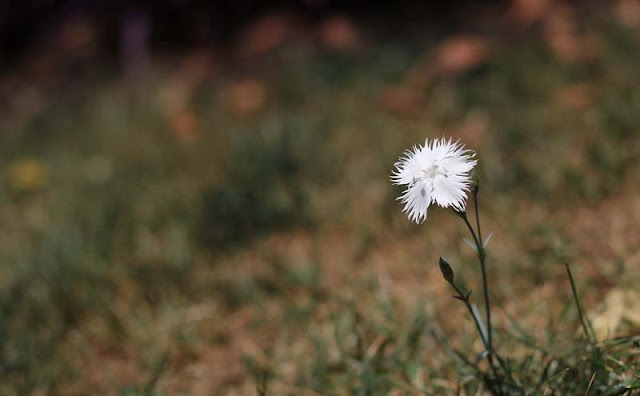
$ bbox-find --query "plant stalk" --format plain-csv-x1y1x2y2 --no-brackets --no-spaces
448,282,498,377
563,259,595,342
460,212,493,353
452,284,488,350
474,191,493,359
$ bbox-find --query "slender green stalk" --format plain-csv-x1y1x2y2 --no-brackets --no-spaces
459,211,493,355
474,191,493,357
460,210,481,248
447,280,498,377
563,260,595,342
451,283,489,350
474,189,483,252
457,203,515,388
478,252,492,357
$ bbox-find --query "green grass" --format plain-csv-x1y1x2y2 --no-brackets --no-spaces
1,6,640,395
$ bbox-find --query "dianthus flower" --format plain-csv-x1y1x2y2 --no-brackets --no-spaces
391,138,477,222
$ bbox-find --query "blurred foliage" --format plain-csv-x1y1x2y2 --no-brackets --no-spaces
198,118,321,252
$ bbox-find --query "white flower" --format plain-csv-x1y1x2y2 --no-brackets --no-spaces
391,138,477,223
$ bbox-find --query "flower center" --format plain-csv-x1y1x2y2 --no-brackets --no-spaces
422,162,446,179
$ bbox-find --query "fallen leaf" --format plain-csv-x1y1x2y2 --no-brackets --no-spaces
542,6,595,63
223,79,267,116
507,0,553,26
317,15,362,52
175,50,216,89
554,83,595,109
435,35,488,75
157,50,216,119
589,288,640,340
60,14,95,53
169,108,200,142
615,0,640,28
237,13,294,56
378,86,425,117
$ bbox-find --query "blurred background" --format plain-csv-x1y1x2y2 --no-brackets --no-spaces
1,0,640,394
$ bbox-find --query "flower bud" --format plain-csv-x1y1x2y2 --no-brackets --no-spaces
439,257,455,284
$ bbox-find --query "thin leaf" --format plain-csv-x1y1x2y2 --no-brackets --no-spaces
483,232,494,248
463,237,478,252
470,303,488,346
564,260,596,342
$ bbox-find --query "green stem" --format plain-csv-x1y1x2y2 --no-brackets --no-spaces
459,211,494,369
461,211,481,248
563,260,595,342
451,283,489,350
473,191,492,356
474,192,483,252
449,282,498,377
478,248,493,359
